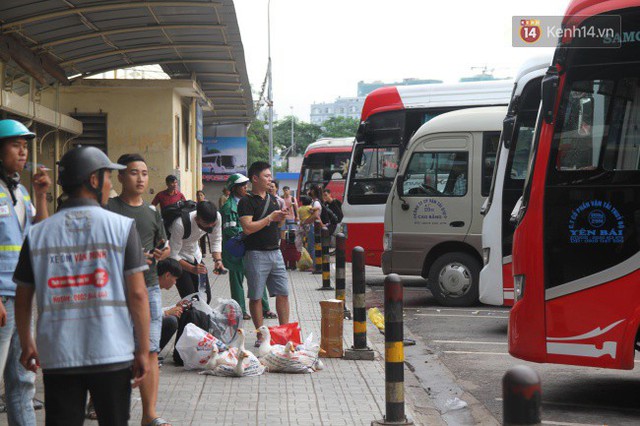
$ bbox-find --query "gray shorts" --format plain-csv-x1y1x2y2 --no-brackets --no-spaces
244,250,289,300
147,284,163,353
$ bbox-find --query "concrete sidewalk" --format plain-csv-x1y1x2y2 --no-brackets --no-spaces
16,259,442,426
132,260,440,426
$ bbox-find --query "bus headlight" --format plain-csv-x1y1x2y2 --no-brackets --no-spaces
514,274,525,302
383,232,392,251
482,248,490,266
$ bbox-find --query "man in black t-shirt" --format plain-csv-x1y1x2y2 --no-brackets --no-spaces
238,162,289,345
323,188,343,235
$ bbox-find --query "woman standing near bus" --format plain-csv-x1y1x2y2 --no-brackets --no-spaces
305,185,323,262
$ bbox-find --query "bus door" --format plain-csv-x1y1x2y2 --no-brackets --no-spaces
543,76,640,369
393,134,473,272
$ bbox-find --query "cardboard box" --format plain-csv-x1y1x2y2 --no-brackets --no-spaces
320,299,344,358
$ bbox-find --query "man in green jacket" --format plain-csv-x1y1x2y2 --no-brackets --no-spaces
221,173,277,321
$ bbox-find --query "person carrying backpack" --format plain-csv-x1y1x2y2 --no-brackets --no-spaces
168,201,223,304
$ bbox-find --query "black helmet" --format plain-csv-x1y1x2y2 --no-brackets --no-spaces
58,146,125,187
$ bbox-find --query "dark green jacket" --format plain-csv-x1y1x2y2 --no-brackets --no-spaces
220,196,243,269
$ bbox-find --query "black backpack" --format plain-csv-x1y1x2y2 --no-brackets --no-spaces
172,304,211,366
320,202,339,226
162,200,197,239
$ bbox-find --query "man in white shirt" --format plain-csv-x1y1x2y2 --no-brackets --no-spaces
168,201,223,303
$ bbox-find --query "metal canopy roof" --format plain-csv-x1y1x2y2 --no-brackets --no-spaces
0,0,254,125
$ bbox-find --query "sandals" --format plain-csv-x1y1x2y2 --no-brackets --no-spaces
264,311,278,319
143,418,171,426
243,313,252,320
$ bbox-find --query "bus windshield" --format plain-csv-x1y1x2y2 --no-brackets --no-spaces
348,109,448,205
300,151,351,194
544,70,640,288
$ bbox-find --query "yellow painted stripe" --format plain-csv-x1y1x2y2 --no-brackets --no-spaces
322,272,330,280
386,342,404,363
354,321,367,334
0,245,22,252
386,382,405,403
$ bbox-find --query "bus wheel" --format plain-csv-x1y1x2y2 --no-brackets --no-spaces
429,252,480,307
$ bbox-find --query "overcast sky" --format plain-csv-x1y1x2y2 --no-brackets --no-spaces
234,0,570,121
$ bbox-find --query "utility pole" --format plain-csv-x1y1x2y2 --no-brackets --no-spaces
290,106,294,156
267,0,274,170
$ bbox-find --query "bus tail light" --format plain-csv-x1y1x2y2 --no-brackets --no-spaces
514,274,525,301
383,232,392,251
482,248,490,266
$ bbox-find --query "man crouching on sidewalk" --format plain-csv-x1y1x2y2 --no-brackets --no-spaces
238,161,290,346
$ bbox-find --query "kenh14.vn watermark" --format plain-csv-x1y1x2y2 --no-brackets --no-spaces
512,15,621,48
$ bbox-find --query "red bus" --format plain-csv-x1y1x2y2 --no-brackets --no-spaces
509,0,640,369
297,137,353,202
343,81,513,265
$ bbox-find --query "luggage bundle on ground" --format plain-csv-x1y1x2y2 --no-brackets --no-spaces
173,296,242,366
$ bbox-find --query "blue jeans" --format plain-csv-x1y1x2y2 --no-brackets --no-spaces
0,296,36,426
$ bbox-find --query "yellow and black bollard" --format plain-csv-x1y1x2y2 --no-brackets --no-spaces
372,274,413,426
335,233,351,318
503,366,542,426
319,226,333,290
313,221,322,275
344,246,374,361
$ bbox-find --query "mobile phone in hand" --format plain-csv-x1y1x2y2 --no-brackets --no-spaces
148,240,167,255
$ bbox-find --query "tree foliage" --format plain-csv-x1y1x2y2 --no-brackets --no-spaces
273,116,322,156
247,119,269,166
246,115,359,167
319,116,359,138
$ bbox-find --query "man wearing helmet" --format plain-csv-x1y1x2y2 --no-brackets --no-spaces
0,119,50,425
13,146,151,425
220,174,277,321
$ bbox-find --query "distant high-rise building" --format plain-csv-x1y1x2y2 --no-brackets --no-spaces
357,78,442,97
310,97,364,125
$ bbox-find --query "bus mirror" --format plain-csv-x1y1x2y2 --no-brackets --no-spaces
502,116,516,149
396,174,404,197
356,121,371,142
542,66,560,124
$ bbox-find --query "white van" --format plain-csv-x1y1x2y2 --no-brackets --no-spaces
382,106,507,306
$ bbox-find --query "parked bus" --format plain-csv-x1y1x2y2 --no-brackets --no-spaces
343,80,513,265
297,137,353,201
509,0,640,369
479,56,551,307
383,107,506,306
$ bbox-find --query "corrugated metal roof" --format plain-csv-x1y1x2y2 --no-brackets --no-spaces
0,0,254,125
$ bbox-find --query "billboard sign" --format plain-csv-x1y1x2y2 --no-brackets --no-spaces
202,136,247,182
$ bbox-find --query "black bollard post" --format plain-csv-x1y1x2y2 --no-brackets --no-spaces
318,226,334,290
503,366,542,426
372,274,413,426
345,247,374,361
313,221,322,275
335,233,351,318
